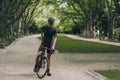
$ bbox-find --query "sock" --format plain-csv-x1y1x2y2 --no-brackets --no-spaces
47,69,50,72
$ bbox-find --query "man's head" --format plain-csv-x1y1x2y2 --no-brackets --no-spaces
48,17,55,27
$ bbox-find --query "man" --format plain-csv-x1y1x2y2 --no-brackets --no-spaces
34,17,57,76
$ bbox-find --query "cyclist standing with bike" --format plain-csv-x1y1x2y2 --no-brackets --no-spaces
34,17,57,76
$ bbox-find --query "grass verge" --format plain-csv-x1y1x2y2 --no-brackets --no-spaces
56,34,120,53
95,70,120,80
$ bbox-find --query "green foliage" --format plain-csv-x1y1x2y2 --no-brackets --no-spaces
0,0,41,46
115,16,120,28
95,70,120,79
114,28,120,40
1,0,120,46
40,0,120,39
29,22,40,34
72,24,82,34
56,34,120,53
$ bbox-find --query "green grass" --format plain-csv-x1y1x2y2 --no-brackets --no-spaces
95,70,120,80
56,34,120,53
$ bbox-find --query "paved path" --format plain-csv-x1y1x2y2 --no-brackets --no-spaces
0,35,120,80
65,34,120,46
0,35,98,80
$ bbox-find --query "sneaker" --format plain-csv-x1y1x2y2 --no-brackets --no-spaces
47,69,52,76
33,65,37,73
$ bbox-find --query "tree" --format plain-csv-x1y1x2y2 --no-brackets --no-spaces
0,0,41,45
29,22,39,34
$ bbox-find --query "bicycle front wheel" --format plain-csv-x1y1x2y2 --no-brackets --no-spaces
37,57,48,79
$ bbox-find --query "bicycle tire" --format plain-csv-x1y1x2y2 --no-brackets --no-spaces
36,57,48,79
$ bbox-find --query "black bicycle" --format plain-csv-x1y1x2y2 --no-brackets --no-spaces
36,47,54,79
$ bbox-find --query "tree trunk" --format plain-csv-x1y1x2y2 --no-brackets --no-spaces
108,16,115,40
83,20,93,38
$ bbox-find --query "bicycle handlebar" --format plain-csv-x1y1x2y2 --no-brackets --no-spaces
42,47,55,54
43,47,55,51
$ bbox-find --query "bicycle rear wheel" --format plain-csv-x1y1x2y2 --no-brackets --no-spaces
37,57,48,79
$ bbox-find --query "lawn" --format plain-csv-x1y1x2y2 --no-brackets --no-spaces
95,70,120,80
56,34,120,53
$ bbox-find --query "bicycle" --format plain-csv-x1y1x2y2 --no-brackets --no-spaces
36,47,54,79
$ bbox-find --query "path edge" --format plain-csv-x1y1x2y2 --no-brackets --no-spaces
87,70,110,80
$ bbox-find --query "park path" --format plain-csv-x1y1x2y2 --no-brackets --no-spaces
0,34,120,80
0,35,98,80
65,34,120,46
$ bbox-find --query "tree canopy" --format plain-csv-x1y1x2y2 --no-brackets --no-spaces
0,0,120,45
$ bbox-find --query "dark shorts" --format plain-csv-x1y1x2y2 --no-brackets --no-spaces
38,42,52,54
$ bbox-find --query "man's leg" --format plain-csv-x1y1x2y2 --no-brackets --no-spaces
47,53,52,76
47,53,52,69
35,51,42,65
34,51,42,72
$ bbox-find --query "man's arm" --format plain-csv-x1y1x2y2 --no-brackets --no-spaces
40,26,44,40
52,35,57,49
41,32,44,40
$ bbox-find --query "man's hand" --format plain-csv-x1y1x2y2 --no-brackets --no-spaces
52,35,57,50
52,46,55,50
